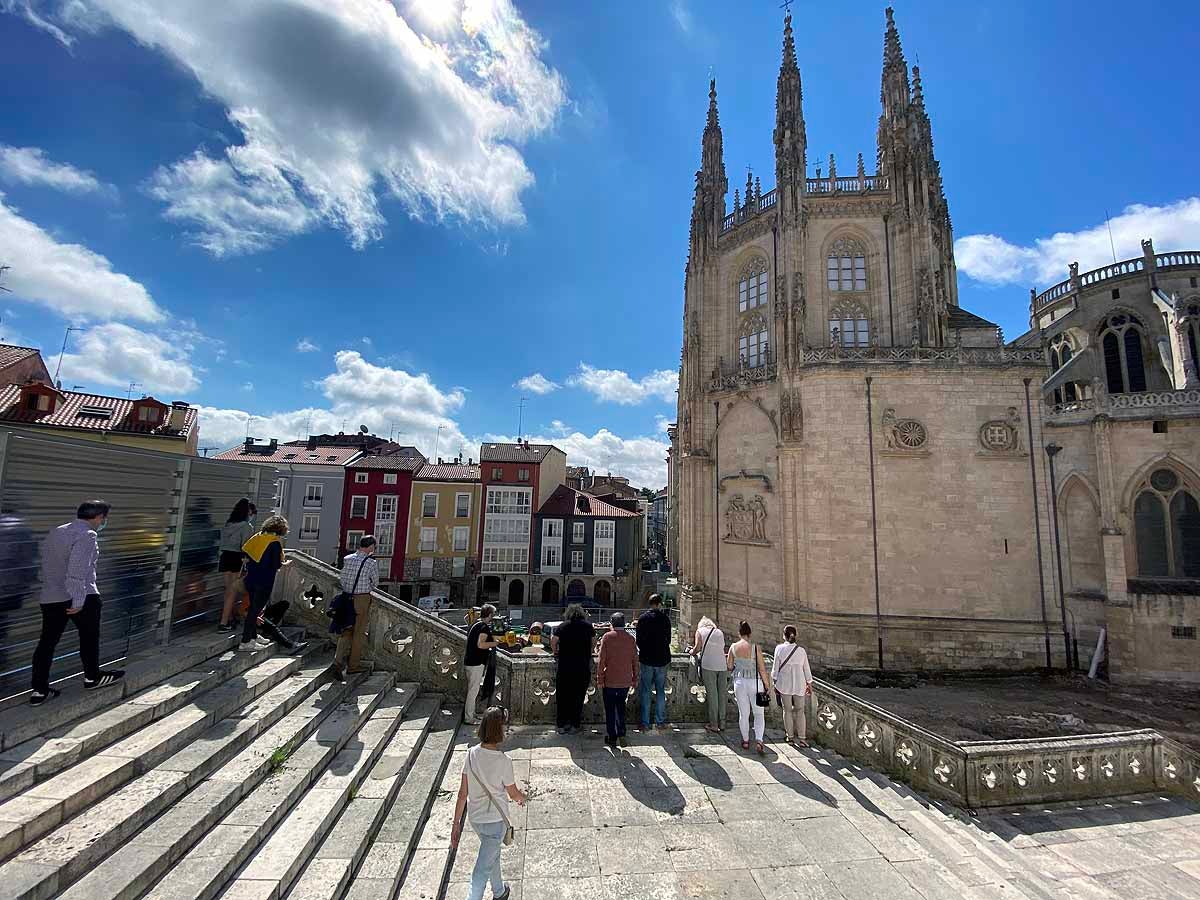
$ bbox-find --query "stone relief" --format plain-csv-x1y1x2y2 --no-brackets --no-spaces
723,493,770,545
978,407,1023,454
881,408,929,452
780,390,803,442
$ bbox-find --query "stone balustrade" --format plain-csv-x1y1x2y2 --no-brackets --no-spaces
1033,249,1200,311
1046,389,1200,426
719,175,889,234
800,344,1045,368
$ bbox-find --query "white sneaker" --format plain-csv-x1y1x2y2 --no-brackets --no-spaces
237,641,256,652
254,637,274,649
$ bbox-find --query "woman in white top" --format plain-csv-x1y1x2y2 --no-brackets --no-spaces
771,625,814,747
691,616,727,732
451,708,527,900
727,621,773,755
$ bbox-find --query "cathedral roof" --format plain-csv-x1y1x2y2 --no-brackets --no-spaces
947,306,998,329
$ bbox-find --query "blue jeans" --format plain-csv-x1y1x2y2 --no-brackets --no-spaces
467,819,507,900
603,687,628,740
639,664,667,728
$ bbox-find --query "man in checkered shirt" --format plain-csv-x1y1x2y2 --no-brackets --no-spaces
330,534,379,681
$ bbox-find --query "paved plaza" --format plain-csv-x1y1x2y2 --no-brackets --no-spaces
440,724,1200,900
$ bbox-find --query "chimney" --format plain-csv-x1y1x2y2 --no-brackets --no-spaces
306,435,317,451
168,401,190,432
269,438,278,452
243,437,254,452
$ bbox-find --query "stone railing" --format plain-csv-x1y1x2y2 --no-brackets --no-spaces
1046,389,1200,425
810,681,1200,809
801,344,1045,367
706,353,778,392
1033,250,1200,311
805,174,889,194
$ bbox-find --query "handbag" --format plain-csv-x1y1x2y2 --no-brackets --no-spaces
754,647,771,708
774,644,801,707
467,751,515,846
325,555,367,620
690,625,715,684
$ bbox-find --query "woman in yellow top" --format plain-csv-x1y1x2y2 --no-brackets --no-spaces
240,515,291,651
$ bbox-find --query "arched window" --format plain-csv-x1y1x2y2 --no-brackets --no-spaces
738,312,770,367
1100,313,1147,394
1049,335,1077,405
737,259,768,313
1133,467,1200,578
828,300,870,348
826,239,867,292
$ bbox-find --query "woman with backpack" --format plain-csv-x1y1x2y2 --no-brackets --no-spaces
772,625,813,747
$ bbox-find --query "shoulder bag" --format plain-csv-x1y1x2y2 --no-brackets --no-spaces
325,556,366,620
754,646,771,708
467,750,515,846
690,625,715,685
774,644,801,707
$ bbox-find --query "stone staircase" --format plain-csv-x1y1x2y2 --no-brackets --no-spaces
0,635,462,900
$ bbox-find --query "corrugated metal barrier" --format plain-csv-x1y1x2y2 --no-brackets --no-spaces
0,429,276,703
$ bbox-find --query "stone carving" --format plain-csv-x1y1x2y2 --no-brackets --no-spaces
723,493,770,545
780,390,803,442
978,407,1023,453
881,408,928,451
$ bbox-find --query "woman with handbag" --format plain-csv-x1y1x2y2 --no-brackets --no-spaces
771,625,813,747
690,616,727,733
727,621,773,755
450,707,527,900
217,498,255,633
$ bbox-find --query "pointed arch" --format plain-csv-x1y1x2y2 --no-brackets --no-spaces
709,393,780,448
1058,471,1104,593
1056,470,1100,509
1120,452,1200,516
1122,454,1200,579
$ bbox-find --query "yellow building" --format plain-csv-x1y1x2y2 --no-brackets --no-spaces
399,462,481,606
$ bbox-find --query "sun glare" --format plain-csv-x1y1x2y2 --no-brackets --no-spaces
408,0,459,32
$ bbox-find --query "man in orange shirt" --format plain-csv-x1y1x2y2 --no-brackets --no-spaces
596,612,639,747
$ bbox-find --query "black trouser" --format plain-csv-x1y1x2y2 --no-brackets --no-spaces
31,594,102,693
241,586,272,644
556,665,590,728
603,687,629,740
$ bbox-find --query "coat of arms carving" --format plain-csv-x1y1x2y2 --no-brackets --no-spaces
723,493,770,546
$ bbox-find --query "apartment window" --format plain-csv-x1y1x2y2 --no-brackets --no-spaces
301,513,320,539
346,529,364,550
350,496,368,519
25,393,50,412
383,473,398,485
355,472,369,484
594,546,614,570
138,405,159,423
420,557,434,578
455,493,471,518
737,261,768,313
595,520,615,540
453,557,466,578
484,518,529,541
828,301,870,348
375,495,398,556
304,483,323,507
491,467,503,480
422,493,438,517
572,522,585,544
827,238,867,291
486,487,531,515
274,480,287,513
453,526,469,552
543,546,560,568
570,550,584,572
517,468,530,482
419,527,437,552
544,519,563,538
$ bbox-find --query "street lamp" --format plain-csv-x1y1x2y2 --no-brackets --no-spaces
1044,443,1073,669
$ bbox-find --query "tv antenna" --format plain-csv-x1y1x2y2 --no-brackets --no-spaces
517,397,527,440
0,264,11,293
125,381,142,400
53,325,82,385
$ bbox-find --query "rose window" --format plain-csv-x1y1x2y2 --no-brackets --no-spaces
895,420,928,449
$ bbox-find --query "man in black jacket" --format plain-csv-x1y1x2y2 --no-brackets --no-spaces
635,594,672,731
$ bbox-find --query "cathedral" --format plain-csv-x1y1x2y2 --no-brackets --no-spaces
669,9,1200,678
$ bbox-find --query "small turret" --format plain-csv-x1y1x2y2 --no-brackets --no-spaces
773,13,806,217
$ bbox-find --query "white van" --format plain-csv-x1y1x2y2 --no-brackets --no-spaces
417,594,450,613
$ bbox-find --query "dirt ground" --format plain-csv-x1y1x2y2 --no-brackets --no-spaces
834,671,1200,751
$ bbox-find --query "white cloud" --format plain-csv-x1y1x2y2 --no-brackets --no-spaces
199,350,468,456
485,426,668,488
669,0,693,34
0,195,163,321
516,372,559,394
654,414,672,434
956,197,1200,287
241,381,254,392
548,419,570,436
0,145,110,195
57,323,199,395
361,336,372,346
296,337,319,353
38,0,566,255
569,363,678,405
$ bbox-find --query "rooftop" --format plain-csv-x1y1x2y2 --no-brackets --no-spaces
537,484,641,518
479,441,560,463
214,443,361,465
349,453,427,472
0,343,41,371
0,383,196,440
946,306,998,329
414,463,481,482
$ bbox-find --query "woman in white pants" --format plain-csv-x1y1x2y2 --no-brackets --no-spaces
727,621,773,755
771,625,813,747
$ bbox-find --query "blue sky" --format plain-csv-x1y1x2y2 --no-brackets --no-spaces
1,0,1197,487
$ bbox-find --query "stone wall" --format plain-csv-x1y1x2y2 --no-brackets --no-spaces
1108,592,1200,683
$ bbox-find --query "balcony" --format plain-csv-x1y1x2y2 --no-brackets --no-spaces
1046,389,1200,426
707,349,777,393
719,174,890,235
302,498,322,509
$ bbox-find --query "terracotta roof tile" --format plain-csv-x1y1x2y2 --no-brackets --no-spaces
350,454,426,471
537,484,639,518
478,442,561,463
0,383,196,439
414,463,481,482
0,344,40,371
214,444,360,465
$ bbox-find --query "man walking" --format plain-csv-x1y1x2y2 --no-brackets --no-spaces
596,612,638,747
636,593,672,732
30,500,124,705
331,534,379,681
463,604,500,725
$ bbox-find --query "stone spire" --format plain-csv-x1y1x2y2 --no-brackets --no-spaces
700,78,726,193
774,13,806,217
690,78,727,261
879,7,911,127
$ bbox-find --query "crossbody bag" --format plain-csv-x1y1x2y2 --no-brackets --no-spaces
690,626,715,684
754,646,771,707
325,556,367,619
774,644,801,707
467,751,515,846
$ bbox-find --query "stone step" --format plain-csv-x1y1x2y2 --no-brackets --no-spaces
139,674,398,900
0,648,314,863
0,641,282,804
274,694,444,900
0,631,245,748
901,805,1040,900
4,657,345,900
342,709,462,900
216,682,423,900
396,731,468,900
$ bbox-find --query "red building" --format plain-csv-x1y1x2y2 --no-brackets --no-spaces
339,449,426,583
477,440,566,605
